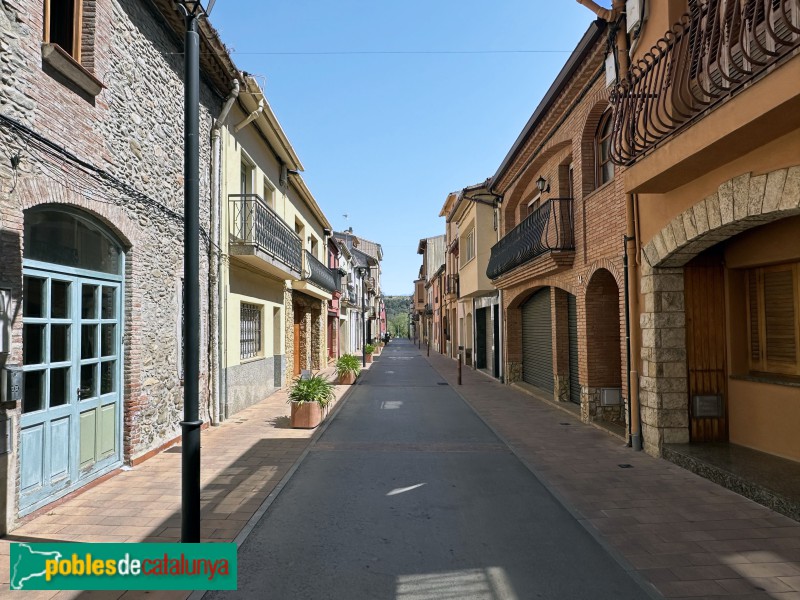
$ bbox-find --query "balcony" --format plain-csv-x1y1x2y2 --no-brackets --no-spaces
487,198,574,280
228,194,302,279
303,250,339,294
424,303,433,315
610,0,800,166
445,274,459,299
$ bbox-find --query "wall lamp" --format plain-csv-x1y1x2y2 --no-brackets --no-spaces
536,176,550,193
176,0,216,17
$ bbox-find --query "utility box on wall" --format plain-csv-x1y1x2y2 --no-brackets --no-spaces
2,367,22,406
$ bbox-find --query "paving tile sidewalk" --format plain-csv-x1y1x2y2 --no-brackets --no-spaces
425,350,800,600
0,362,369,599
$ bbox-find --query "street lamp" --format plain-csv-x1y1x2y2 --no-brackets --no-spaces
175,0,216,544
357,266,367,367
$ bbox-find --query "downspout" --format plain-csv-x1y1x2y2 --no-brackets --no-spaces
210,80,240,426
234,98,264,132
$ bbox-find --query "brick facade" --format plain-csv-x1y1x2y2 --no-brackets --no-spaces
492,25,628,430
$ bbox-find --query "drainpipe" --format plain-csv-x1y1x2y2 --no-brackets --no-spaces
626,194,643,451
210,80,240,426
234,98,264,132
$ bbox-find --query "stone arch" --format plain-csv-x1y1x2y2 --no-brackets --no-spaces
642,167,800,269
637,166,800,456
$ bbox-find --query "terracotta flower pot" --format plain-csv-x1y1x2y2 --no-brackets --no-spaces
366,353,373,363
338,371,356,385
290,401,322,429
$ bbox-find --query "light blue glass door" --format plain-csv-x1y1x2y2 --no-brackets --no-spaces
19,270,122,515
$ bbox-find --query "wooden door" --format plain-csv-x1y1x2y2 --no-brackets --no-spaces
685,252,728,442
293,324,301,377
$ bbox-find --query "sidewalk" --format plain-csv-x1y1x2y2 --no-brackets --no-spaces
0,361,368,599
424,349,800,600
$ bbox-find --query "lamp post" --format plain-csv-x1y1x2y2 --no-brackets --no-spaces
175,0,215,544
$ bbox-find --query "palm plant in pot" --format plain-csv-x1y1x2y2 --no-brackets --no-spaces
288,375,335,429
364,343,376,363
335,354,361,385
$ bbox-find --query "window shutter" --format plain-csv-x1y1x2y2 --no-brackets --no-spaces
747,270,760,365
763,267,796,368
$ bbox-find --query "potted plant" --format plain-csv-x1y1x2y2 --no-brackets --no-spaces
288,375,335,429
364,343,376,363
335,354,361,385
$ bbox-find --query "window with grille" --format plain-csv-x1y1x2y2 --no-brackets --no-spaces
746,263,799,376
240,303,262,360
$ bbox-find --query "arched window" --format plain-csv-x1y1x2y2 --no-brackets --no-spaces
595,111,614,187
24,208,122,274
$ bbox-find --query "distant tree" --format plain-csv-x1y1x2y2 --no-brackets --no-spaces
388,313,409,337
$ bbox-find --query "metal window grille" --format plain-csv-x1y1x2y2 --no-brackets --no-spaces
240,303,262,359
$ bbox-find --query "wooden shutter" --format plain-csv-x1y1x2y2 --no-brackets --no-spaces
747,263,800,376
763,266,797,373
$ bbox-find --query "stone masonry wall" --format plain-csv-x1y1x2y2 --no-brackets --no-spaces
0,0,221,527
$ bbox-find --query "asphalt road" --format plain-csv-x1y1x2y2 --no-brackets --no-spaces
207,340,649,600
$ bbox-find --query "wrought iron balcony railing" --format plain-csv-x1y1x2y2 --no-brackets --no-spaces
229,194,302,273
611,0,800,165
445,274,459,298
303,250,339,293
487,197,574,280
424,303,433,315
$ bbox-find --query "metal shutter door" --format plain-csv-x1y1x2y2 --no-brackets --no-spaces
485,308,494,374
568,293,580,404
522,288,553,392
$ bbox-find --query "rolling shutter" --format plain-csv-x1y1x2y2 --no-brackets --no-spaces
522,288,553,392
568,294,580,404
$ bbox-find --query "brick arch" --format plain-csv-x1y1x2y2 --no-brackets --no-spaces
642,167,800,268
579,99,612,198
506,279,578,310
18,177,142,250
584,258,623,293
503,138,572,233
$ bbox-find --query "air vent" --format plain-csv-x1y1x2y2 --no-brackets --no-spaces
600,388,622,406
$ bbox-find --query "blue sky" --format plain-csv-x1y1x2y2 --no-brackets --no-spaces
210,1,597,295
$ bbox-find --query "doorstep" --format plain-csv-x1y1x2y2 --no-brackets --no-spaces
663,442,800,522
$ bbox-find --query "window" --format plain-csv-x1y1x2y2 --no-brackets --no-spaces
240,303,262,360
44,0,83,61
595,112,614,187
746,263,799,376
461,228,476,266
263,177,276,209
527,194,542,217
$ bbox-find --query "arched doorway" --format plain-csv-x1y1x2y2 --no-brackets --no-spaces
20,208,124,515
585,269,622,422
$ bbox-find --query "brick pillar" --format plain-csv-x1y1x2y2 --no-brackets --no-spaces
504,298,522,384
552,288,570,403
639,265,690,456
301,309,312,372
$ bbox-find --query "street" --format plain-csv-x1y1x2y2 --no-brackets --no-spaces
208,339,650,600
